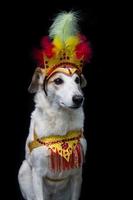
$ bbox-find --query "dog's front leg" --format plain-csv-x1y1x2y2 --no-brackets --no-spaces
32,168,44,200
70,172,82,200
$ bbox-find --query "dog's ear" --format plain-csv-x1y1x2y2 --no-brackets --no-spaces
28,67,45,93
80,74,87,88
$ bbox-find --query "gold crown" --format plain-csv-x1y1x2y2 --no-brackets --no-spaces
43,45,84,79
34,12,92,79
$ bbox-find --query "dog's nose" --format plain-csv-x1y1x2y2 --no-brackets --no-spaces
72,95,83,106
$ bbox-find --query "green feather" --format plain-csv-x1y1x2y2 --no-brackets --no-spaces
49,11,80,42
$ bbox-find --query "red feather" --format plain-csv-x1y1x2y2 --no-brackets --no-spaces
78,34,87,42
32,48,44,68
75,34,92,61
41,36,55,58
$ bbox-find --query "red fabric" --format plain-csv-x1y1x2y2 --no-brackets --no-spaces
50,144,83,172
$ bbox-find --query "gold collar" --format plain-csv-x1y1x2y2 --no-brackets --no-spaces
28,130,83,162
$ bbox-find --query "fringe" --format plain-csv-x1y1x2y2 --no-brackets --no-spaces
50,144,83,172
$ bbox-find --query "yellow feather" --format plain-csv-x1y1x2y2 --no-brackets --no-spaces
65,36,80,49
53,36,63,50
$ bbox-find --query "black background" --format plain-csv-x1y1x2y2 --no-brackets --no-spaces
1,0,118,199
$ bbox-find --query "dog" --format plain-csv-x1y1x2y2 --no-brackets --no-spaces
18,11,91,200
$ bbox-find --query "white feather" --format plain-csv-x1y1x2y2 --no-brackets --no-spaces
49,11,79,41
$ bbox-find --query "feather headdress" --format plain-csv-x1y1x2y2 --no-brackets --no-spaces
33,11,92,79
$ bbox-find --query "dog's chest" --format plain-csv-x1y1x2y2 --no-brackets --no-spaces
28,108,84,177
33,108,84,137
29,132,84,177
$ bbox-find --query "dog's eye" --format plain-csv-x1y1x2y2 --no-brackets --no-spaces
54,78,64,85
75,77,80,84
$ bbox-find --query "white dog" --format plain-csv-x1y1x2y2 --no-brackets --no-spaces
18,11,91,200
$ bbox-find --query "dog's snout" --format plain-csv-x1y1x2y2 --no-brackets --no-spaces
72,95,83,105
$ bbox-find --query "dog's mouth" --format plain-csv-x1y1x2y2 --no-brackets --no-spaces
60,102,81,109
68,105,81,109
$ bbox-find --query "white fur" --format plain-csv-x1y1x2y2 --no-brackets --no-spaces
18,72,87,200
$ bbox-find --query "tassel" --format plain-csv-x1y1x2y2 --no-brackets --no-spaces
65,158,69,170
60,155,63,171
69,153,73,169
58,152,61,172
76,143,81,167
55,151,57,171
56,150,59,172
63,156,66,171
62,158,66,171
50,149,55,172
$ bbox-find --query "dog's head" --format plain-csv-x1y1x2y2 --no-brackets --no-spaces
28,68,87,109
